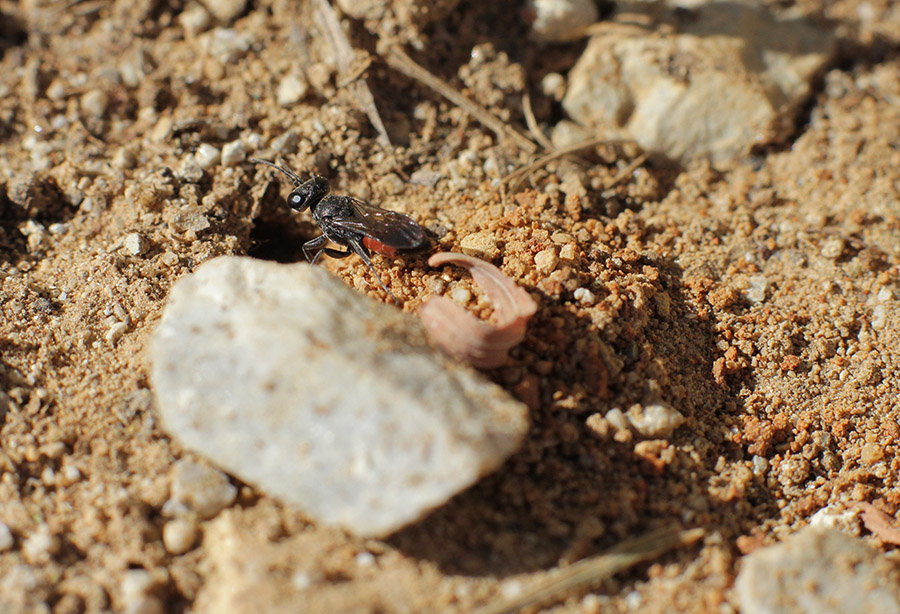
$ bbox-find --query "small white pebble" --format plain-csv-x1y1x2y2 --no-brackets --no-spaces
876,287,893,302
23,525,60,564
623,590,642,609
194,143,221,170
559,243,577,261
526,0,598,42
179,4,211,35
220,139,247,166
746,275,768,303
270,130,299,153
820,236,845,259
604,408,629,431
626,401,685,437
48,222,70,235
106,321,129,345
80,89,108,119
113,147,138,170
541,72,567,101
123,232,148,256
277,73,309,106
450,286,472,304
292,571,313,590
124,595,165,614
0,522,14,551
168,460,237,519
573,287,596,305
41,466,56,485
59,464,82,486
534,247,559,273
355,551,376,567
245,132,263,150
871,303,887,330
163,518,199,554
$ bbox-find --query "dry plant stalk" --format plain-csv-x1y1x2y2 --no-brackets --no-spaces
313,0,391,148
474,526,705,614
383,45,538,154
420,252,537,368
501,137,634,190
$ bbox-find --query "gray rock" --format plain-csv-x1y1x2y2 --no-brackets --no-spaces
199,0,246,23
151,257,529,537
736,527,900,614
166,459,237,519
562,3,836,163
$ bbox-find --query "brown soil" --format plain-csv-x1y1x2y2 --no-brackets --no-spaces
1,1,899,612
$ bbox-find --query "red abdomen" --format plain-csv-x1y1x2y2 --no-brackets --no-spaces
363,236,399,257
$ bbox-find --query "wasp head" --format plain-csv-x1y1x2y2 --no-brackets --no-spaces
287,176,330,212
251,159,331,211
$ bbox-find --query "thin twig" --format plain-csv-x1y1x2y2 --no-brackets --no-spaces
473,526,705,614
501,137,633,190
313,0,391,148
604,151,649,189
522,91,555,152
383,45,538,154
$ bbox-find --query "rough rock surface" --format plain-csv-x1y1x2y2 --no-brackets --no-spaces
151,256,530,537
736,527,900,614
562,3,836,162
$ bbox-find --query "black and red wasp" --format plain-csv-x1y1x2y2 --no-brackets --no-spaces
252,159,427,302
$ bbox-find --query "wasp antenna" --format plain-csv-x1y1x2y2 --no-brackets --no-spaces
250,158,305,187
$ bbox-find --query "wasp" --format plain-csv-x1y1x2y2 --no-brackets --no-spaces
252,159,427,302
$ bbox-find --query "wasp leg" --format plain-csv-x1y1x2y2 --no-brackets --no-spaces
302,234,329,263
346,237,399,304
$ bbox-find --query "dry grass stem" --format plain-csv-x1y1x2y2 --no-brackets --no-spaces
474,526,705,614
604,151,649,189
314,0,391,147
501,137,634,190
383,45,538,153
522,91,555,152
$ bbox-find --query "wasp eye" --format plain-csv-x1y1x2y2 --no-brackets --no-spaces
288,193,304,208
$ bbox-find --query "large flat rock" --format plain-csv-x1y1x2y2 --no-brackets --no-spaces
150,257,529,537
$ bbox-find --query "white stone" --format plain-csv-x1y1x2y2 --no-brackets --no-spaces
573,287,596,305
562,4,836,163
541,72,567,101
22,525,59,564
220,139,247,166
736,527,900,614
746,275,769,304
194,143,221,170
80,89,108,119
0,523,13,551
151,257,529,537
199,0,246,23
168,459,237,519
180,4,211,36
106,321,129,345
163,518,200,554
526,0,597,42
626,400,685,437
123,232,148,256
277,73,309,107
534,247,559,273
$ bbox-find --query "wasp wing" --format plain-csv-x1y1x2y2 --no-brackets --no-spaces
330,197,426,249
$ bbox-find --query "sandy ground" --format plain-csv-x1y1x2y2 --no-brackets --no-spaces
1,0,899,612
